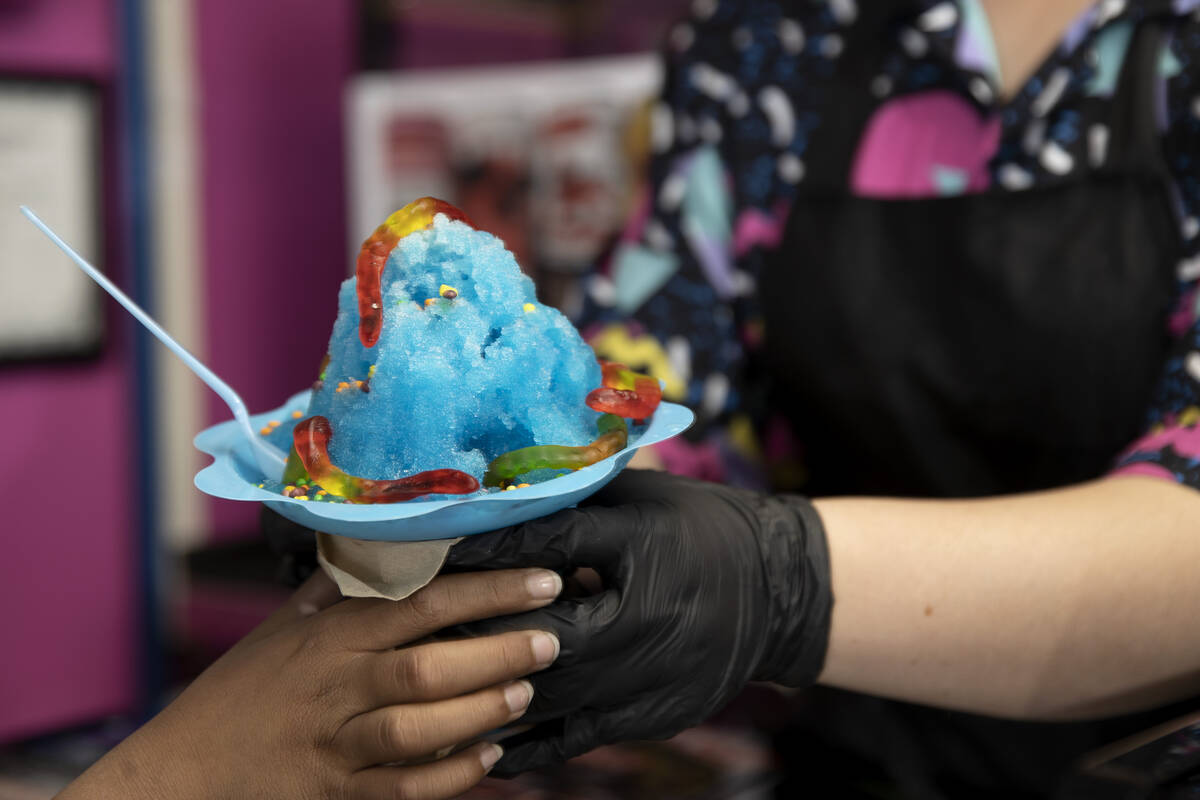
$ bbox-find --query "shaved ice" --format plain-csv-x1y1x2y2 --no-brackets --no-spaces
294,213,602,485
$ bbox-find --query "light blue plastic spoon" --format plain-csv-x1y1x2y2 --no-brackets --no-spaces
20,206,288,479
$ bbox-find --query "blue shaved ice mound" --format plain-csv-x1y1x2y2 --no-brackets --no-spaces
304,215,601,485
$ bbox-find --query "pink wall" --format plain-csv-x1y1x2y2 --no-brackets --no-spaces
0,0,116,74
0,363,137,740
194,0,356,540
0,0,138,741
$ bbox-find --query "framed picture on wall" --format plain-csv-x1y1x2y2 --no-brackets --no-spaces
0,78,104,363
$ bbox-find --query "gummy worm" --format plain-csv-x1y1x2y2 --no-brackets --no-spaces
585,360,663,423
355,197,474,348
483,414,628,488
293,415,479,503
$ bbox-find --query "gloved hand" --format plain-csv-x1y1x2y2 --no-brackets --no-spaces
444,468,833,775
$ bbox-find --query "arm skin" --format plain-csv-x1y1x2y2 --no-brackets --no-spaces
815,475,1200,721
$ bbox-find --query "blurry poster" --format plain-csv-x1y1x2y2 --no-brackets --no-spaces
0,80,102,361
347,54,660,311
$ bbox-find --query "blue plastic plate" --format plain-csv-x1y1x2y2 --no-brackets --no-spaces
194,389,694,541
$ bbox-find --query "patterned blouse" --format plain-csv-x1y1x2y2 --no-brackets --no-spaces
579,0,1200,494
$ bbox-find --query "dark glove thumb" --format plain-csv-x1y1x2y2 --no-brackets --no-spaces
445,505,629,574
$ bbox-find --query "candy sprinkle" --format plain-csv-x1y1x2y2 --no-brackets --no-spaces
516,483,531,488
504,485,517,491
523,303,536,312
291,410,303,419
260,426,272,435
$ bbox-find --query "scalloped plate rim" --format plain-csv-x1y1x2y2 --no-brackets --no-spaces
193,389,694,541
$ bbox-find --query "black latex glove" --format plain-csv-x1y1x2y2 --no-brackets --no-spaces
260,506,319,587
443,469,833,776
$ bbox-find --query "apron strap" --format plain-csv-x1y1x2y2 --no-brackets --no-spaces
1105,16,1169,176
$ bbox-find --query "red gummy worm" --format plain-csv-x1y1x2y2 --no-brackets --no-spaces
355,197,474,348
585,360,663,421
293,415,338,479
355,469,480,503
355,234,397,348
293,415,479,503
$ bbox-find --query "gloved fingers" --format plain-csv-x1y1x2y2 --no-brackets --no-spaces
259,506,320,585
562,566,604,597
260,505,316,548
446,505,633,577
516,656,647,726
490,706,638,777
442,590,623,666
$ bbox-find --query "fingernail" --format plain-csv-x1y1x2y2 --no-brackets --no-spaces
526,569,562,600
530,631,560,667
504,680,533,714
480,743,503,772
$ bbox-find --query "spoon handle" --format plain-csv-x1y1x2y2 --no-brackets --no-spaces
20,206,287,476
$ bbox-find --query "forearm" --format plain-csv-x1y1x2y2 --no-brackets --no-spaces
815,475,1200,720
56,709,212,800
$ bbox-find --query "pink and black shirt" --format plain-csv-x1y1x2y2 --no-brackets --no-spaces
581,0,1200,497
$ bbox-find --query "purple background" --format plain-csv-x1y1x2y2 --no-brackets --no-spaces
0,0,137,742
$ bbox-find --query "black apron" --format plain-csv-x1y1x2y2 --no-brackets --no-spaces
759,14,1188,799
762,15,1177,500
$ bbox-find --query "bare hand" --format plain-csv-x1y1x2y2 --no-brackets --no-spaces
58,568,562,800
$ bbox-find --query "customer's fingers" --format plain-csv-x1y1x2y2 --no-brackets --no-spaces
336,681,532,768
322,568,562,651
355,630,558,708
245,570,343,643
346,742,503,800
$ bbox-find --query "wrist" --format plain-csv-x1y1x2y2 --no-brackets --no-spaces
752,493,834,687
